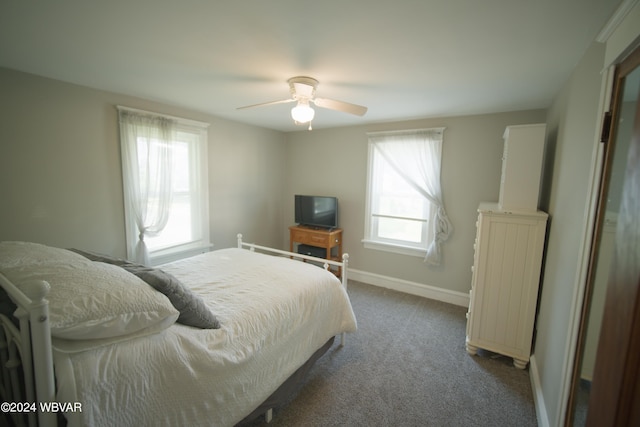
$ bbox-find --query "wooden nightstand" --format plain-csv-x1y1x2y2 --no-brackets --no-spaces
289,225,343,276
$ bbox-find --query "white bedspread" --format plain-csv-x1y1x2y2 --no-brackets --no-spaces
54,248,357,427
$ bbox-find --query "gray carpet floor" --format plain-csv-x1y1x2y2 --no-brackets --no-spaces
246,280,538,427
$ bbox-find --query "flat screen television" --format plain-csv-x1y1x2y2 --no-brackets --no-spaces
294,195,338,229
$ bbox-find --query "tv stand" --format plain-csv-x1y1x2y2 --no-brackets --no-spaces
289,225,343,276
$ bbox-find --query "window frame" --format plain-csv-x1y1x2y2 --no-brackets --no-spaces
120,107,211,265
362,129,442,257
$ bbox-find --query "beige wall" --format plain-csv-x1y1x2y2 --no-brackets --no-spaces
532,39,608,426
532,2,640,424
285,109,546,294
0,68,286,255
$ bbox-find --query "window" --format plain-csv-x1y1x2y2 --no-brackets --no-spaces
368,152,434,248
118,107,210,265
363,128,452,265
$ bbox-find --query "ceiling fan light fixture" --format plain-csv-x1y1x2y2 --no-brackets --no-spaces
291,102,315,123
237,75,367,129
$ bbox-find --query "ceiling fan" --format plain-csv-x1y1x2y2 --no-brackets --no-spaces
237,76,368,130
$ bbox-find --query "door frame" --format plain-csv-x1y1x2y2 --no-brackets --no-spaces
585,44,640,427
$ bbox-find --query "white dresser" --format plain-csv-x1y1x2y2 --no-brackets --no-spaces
466,204,548,369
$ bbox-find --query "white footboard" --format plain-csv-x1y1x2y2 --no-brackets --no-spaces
236,233,350,347
0,273,57,427
236,233,349,288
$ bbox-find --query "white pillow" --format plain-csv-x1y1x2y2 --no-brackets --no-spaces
0,242,179,340
0,240,87,269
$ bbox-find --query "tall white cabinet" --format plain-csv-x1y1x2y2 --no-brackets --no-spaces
499,124,546,211
466,124,548,369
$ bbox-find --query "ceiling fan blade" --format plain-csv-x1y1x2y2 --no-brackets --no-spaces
237,98,295,110
313,97,368,116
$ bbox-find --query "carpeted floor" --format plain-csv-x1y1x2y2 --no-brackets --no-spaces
245,280,537,427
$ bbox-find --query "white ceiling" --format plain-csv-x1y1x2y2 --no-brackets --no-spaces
0,0,622,132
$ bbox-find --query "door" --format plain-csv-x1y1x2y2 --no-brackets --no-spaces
585,46,640,427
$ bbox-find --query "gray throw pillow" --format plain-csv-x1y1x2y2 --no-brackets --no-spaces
69,249,220,329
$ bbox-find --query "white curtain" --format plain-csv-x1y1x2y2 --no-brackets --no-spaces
369,129,452,266
119,109,177,265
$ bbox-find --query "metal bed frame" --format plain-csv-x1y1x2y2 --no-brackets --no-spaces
0,234,349,426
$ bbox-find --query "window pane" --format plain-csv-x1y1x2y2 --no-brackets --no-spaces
377,217,423,243
146,140,194,252
376,158,426,220
172,142,190,192
378,195,425,219
147,194,192,251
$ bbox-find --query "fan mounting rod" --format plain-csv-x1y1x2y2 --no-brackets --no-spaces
288,76,318,100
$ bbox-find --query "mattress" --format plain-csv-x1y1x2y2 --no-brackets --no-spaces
53,248,357,427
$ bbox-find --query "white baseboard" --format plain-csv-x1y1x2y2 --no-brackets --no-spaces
348,268,469,307
529,355,550,427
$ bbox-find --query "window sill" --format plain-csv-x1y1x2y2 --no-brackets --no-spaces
361,239,426,258
150,242,214,266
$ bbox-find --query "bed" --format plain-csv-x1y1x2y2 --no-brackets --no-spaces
0,234,356,427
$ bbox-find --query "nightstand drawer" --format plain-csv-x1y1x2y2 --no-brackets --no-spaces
291,230,337,247
291,230,312,245
307,233,330,246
